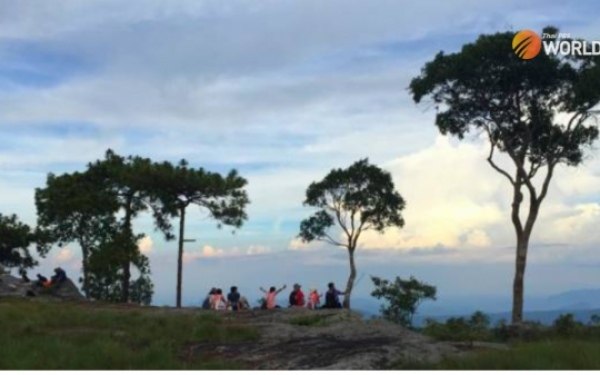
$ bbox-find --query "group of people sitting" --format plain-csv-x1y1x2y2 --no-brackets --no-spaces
201,282,345,311
33,267,67,288
202,286,251,311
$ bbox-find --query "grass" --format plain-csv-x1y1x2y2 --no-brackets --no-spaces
0,298,258,369
395,340,600,370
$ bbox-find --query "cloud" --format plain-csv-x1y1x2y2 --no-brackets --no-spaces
54,247,74,263
138,235,154,254
288,237,326,252
182,244,271,263
357,136,506,251
544,203,600,245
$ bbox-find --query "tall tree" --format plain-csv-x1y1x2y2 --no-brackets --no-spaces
410,27,600,323
154,160,249,308
35,171,118,297
87,150,173,302
0,213,42,273
298,159,406,308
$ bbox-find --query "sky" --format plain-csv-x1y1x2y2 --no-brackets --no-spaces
1,0,600,310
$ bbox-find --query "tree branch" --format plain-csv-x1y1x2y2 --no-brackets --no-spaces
321,232,346,248
487,138,516,185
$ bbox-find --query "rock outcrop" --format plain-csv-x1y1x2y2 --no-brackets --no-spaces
188,308,462,369
0,271,84,301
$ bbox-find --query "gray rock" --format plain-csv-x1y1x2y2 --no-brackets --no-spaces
189,308,462,370
0,273,84,300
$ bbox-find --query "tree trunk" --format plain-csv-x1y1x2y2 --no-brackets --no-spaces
121,201,133,303
511,234,529,324
176,206,186,308
80,242,89,299
342,248,357,308
510,183,539,325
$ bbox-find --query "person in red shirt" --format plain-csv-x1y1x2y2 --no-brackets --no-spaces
293,284,305,307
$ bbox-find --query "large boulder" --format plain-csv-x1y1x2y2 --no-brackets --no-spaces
0,272,84,301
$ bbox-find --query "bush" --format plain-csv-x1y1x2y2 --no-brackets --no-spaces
423,311,493,342
553,314,582,337
370,275,436,327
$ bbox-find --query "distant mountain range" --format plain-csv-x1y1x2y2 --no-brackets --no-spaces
352,288,600,326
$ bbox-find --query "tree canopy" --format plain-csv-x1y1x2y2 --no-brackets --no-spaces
86,149,175,302
409,26,600,324
35,171,118,296
0,213,45,273
371,275,437,327
299,158,406,308
151,160,249,307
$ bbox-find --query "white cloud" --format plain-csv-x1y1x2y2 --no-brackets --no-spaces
464,229,493,248
288,237,326,252
544,203,600,244
358,136,506,251
54,247,74,263
138,235,154,254
182,244,271,263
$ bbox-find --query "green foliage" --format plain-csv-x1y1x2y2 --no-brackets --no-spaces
423,311,494,342
470,310,491,331
35,170,119,295
86,149,176,302
299,158,405,246
590,314,600,326
410,27,600,164
0,299,258,369
395,340,600,370
299,158,406,307
87,149,174,239
0,213,41,272
423,313,600,343
370,275,436,327
153,160,249,228
86,232,154,305
553,313,583,336
150,159,249,306
410,27,600,324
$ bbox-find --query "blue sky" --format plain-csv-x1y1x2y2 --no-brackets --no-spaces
1,0,600,309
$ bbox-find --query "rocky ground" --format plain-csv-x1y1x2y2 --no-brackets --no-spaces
0,270,84,301
187,308,464,370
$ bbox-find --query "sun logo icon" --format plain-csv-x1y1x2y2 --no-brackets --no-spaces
512,30,542,60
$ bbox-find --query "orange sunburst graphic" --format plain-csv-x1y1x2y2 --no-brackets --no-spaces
512,30,542,60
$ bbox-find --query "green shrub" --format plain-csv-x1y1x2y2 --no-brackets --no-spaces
553,314,582,337
422,311,493,342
